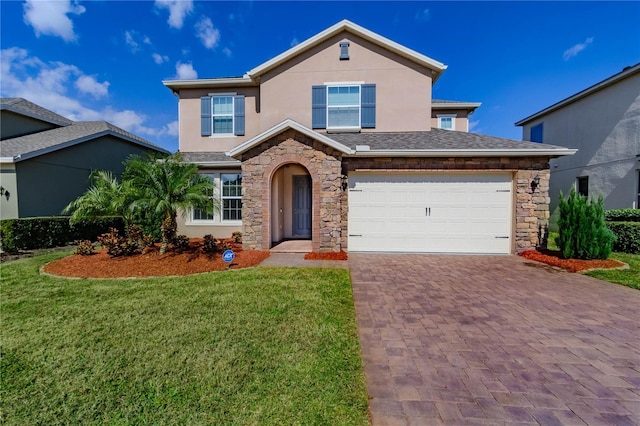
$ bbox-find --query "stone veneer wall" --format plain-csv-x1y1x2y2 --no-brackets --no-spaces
238,130,343,252
342,157,551,252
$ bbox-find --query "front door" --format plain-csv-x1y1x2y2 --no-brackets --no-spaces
292,175,311,237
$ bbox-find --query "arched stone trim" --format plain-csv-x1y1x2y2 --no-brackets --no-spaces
240,133,343,252
262,156,321,252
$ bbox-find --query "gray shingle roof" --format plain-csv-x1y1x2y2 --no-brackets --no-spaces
1,121,168,161
329,128,570,151
180,151,240,165
0,98,74,126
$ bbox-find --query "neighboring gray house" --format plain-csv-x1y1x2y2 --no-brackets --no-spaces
0,98,169,220
516,63,640,225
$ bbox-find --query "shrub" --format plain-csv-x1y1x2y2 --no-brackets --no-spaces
555,188,614,260
173,234,190,252
202,234,218,254
0,216,124,253
605,209,640,222
74,240,95,256
232,231,242,243
607,222,640,253
97,228,139,257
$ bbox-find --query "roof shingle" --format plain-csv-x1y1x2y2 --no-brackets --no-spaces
0,98,74,127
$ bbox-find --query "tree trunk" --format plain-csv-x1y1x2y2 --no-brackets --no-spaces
160,214,177,254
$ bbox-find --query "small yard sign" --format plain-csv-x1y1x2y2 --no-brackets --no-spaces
222,249,235,263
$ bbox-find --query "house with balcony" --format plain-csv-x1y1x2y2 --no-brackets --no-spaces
516,63,640,224
163,20,574,254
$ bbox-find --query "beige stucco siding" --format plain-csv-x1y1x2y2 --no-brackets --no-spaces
260,33,433,133
176,31,435,154
521,71,640,215
178,87,260,153
431,108,473,132
0,164,19,220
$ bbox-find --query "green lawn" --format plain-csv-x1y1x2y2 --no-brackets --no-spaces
585,252,640,290
1,252,369,425
547,231,639,290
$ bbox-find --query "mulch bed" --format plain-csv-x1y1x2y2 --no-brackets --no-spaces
519,249,626,273
304,251,348,261
43,239,270,278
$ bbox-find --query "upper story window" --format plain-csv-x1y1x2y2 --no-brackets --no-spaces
577,176,589,197
437,114,456,130
312,83,376,131
530,123,543,143
200,95,245,137
328,85,360,129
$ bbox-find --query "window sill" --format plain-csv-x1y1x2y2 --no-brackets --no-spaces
326,127,361,134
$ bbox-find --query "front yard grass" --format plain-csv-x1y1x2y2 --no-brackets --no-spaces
547,231,639,289
1,252,369,425
585,252,640,290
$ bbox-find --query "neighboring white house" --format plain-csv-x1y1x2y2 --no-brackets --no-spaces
516,63,640,225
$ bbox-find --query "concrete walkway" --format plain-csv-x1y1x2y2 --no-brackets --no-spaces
349,253,640,425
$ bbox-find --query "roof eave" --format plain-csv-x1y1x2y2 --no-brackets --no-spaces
0,104,72,127
516,63,640,126
0,157,15,163
350,148,578,158
247,19,447,81
432,102,482,110
11,129,169,162
162,76,256,91
187,160,242,167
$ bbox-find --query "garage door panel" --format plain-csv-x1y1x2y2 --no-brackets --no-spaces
348,173,512,254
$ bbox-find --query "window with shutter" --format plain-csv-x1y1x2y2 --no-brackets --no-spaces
201,95,245,136
312,83,376,131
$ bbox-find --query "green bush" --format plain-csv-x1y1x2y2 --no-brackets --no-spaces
606,222,640,253
605,209,640,222
555,188,615,260
0,216,124,253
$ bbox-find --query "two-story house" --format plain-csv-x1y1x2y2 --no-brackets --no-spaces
0,98,169,220
164,20,574,254
516,63,640,225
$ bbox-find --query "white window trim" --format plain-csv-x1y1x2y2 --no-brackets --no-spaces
221,173,243,222
326,84,362,131
437,114,456,131
188,171,242,225
208,93,237,137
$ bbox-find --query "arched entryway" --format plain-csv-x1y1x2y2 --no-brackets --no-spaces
270,163,312,246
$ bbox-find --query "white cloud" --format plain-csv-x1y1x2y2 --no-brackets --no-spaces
155,0,193,29
222,47,232,58
75,75,109,98
290,37,299,47
166,120,179,136
0,47,166,137
23,0,86,42
195,17,220,49
563,37,594,61
143,35,151,45
125,30,140,52
415,8,430,23
152,53,170,64
175,61,197,79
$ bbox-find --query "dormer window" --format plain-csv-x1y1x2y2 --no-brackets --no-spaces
339,42,350,60
437,114,456,130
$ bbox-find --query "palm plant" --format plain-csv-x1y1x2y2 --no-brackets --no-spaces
124,153,216,254
63,170,135,224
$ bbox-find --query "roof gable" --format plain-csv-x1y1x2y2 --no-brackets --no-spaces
1,121,169,162
0,98,74,127
516,62,640,126
247,20,447,82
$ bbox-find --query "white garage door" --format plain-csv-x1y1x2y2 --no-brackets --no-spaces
348,172,513,254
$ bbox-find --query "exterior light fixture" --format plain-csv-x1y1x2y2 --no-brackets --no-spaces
530,174,541,193
341,175,348,191
0,186,9,201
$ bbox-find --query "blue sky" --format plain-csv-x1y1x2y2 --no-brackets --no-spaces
1,1,638,152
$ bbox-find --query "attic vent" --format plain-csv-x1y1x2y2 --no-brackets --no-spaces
339,42,350,60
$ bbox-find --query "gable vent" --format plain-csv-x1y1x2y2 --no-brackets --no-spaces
339,41,350,60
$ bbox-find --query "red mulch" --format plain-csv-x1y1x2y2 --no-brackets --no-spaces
304,251,348,261
43,239,270,278
519,249,626,273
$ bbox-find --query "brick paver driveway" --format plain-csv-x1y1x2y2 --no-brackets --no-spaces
349,254,640,425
